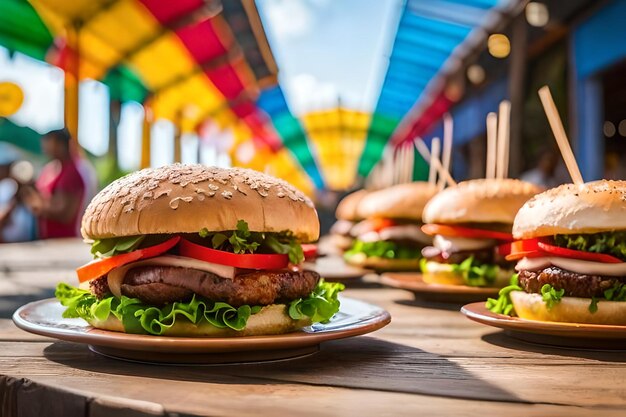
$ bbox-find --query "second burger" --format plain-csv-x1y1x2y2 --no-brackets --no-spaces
344,182,437,271
420,179,542,288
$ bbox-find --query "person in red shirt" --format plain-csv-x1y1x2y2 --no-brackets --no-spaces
22,129,85,239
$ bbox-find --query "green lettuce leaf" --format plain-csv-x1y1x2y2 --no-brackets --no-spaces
345,240,422,260
554,232,626,261
92,220,305,264
486,274,522,316
91,235,145,259
55,280,344,336
201,220,304,263
541,283,565,309
451,256,499,287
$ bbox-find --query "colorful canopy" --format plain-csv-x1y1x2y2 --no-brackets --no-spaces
0,0,518,195
358,0,517,178
301,108,370,191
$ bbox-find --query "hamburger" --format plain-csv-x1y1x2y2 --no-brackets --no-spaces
55,164,344,336
343,182,437,271
328,189,369,252
420,179,542,287
487,180,626,325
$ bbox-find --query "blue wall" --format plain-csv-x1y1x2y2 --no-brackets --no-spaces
572,0,626,180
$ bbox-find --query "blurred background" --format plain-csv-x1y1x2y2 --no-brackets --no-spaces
0,0,625,241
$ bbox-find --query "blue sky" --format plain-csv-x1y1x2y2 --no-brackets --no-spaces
1,0,402,168
257,0,402,114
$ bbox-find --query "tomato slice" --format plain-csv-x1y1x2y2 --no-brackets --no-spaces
302,244,318,261
504,238,547,261
496,242,512,257
179,238,289,269
76,236,181,283
370,218,397,232
537,241,623,264
421,224,514,241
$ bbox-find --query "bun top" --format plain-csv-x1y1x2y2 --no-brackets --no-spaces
513,180,626,239
335,189,368,221
81,164,319,242
423,178,542,225
356,182,438,221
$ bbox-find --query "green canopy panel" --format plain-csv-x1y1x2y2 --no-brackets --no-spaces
0,118,42,155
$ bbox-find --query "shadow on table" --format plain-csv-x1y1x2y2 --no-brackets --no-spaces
0,288,56,318
482,331,626,362
44,336,525,404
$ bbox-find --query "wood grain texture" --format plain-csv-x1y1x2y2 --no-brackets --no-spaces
0,239,625,416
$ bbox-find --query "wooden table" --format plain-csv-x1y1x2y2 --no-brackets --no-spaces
1,239,625,417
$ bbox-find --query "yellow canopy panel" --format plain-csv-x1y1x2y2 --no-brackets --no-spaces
302,108,370,191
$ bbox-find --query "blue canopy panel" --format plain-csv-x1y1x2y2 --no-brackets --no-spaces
256,85,325,188
358,0,513,178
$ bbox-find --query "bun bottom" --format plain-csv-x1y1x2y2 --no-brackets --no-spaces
328,234,355,251
511,292,626,325
87,304,312,337
422,261,512,288
345,254,422,271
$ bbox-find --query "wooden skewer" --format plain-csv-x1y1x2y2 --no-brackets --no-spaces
538,86,584,185
406,144,414,183
496,100,511,179
398,146,406,184
438,113,453,190
486,112,497,179
414,138,457,187
428,138,441,186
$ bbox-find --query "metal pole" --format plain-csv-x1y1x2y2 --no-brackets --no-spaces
508,13,528,178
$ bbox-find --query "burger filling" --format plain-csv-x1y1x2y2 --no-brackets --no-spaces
56,220,344,335
487,231,626,316
420,223,516,287
343,219,429,267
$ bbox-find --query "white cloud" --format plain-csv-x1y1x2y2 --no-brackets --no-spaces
286,73,339,115
261,0,314,38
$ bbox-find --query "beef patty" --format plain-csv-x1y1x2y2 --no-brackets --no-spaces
90,266,320,306
518,267,626,298
421,247,512,268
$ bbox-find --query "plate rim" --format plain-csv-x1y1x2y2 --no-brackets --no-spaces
380,272,501,295
12,297,391,352
461,301,626,339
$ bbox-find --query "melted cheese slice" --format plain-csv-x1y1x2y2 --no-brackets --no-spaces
358,225,431,244
516,256,626,277
106,255,235,298
433,234,495,252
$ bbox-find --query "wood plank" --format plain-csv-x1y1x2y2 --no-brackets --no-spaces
1,358,624,417
0,320,51,342
1,239,625,415
0,238,90,271
0,339,625,409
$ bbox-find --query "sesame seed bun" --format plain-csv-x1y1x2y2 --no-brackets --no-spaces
81,164,319,242
356,182,438,221
335,189,369,221
422,179,542,225
513,180,626,239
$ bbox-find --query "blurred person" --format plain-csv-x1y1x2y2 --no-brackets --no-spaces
21,129,85,239
0,146,35,242
520,148,560,189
